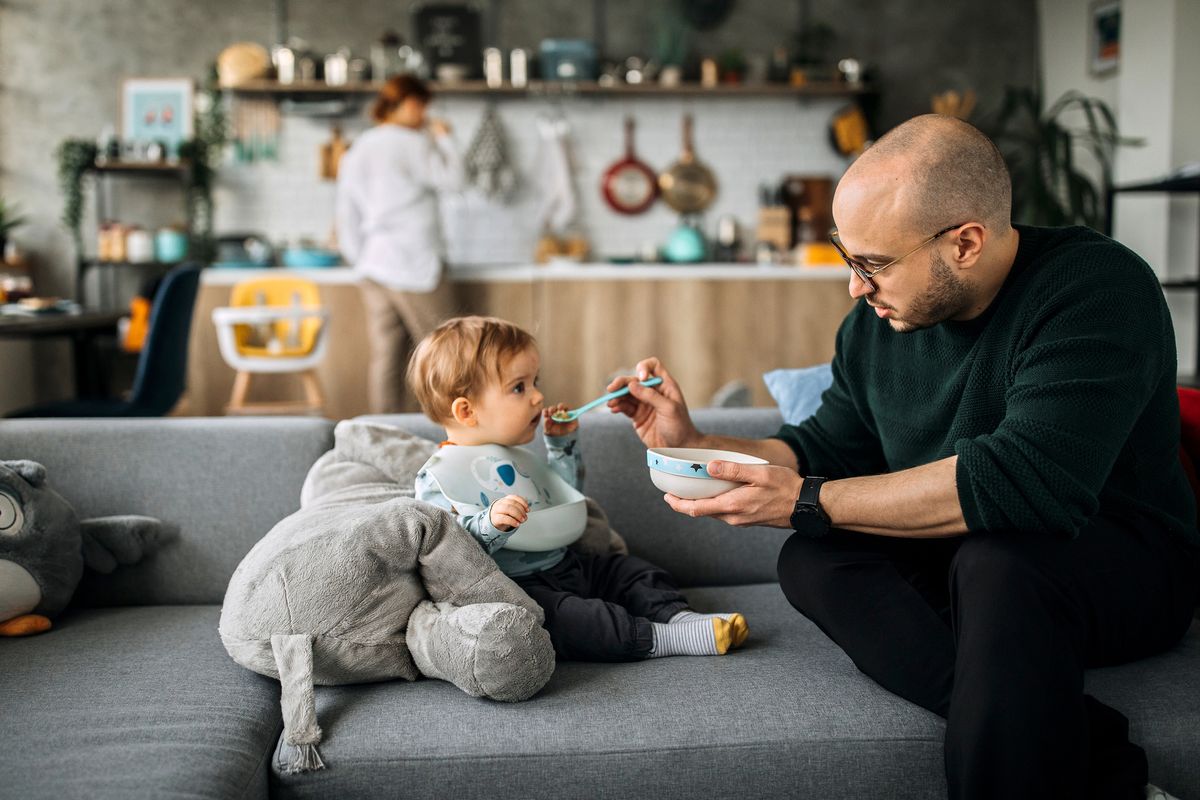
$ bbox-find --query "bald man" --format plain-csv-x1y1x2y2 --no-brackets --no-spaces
606,115,1199,799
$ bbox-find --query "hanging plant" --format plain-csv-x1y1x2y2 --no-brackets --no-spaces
56,139,98,254
180,65,229,262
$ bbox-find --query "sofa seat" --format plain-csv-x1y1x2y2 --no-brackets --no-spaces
2,605,282,800
269,581,1200,800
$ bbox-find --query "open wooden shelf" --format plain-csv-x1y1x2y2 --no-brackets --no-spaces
228,78,870,99
86,161,191,176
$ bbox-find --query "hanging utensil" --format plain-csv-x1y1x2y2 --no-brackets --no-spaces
659,114,717,214
600,116,658,215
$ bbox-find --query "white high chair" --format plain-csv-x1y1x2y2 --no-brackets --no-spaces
212,276,331,415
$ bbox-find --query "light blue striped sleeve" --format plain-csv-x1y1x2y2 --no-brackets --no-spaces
545,432,584,492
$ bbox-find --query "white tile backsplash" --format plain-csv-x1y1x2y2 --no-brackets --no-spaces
212,94,851,264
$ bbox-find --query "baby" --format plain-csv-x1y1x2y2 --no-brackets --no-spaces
408,315,748,662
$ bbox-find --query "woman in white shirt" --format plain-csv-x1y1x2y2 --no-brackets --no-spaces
336,75,464,413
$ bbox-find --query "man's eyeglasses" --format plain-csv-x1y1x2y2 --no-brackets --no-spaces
829,223,965,291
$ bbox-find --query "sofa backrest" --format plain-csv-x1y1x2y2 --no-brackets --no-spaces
362,407,790,587
0,417,334,606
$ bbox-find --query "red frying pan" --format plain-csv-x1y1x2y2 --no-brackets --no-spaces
601,116,658,215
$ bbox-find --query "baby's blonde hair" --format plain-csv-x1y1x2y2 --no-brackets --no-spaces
407,316,537,425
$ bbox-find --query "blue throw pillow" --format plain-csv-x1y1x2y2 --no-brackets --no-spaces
763,363,833,425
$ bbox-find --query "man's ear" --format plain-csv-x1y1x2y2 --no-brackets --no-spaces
450,397,477,427
952,223,987,267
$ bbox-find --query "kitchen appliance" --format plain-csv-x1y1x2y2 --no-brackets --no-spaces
659,115,717,214
371,31,403,80
600,117,658,215
780,175,833,246
281,245,340,268
539,39,596,81
663,217,707,263
413,3,483,80
213,233,274,269
713,214,741,261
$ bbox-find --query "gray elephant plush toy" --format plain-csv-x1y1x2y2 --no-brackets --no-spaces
222,421,607,774
0,460,165,637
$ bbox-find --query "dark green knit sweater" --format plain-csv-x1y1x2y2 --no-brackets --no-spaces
775,224,1199,549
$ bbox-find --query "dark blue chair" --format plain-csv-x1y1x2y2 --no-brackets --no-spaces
6,263,202,418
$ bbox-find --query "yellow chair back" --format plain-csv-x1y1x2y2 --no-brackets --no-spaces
229,277,324,358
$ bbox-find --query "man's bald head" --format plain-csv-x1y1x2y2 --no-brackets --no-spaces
840,114,1012,233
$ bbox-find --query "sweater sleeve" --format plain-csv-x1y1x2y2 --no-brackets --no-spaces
416,132,465,193
771,318,888,479
954,279,1166,538
334,158,363,264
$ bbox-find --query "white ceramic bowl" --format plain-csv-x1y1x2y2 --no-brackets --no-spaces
646,447,769,499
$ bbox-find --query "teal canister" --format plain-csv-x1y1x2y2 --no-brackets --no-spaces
155,227,188,263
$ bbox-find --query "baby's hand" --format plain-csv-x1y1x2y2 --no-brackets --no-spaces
490,494,529,532
543,403,578,437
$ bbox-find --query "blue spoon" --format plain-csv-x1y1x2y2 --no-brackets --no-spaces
550,377,664,422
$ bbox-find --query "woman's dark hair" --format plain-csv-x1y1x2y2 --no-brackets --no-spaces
372,75,433,123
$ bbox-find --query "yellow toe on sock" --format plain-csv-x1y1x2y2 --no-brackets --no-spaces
728,613,749,648
712,618,733,654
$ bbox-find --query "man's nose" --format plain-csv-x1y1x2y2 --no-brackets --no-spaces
848,271,875,299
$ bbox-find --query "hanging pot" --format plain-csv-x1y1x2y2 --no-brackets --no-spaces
600,116,658,215
659,114,717,214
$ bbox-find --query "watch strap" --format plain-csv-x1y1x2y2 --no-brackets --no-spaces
799,476,827,507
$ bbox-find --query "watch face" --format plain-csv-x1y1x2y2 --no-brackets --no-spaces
791,504,830,538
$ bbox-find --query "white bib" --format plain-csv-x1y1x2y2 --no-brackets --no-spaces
423,443,586,552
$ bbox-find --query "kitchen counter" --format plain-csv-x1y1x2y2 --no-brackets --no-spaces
188,263,855,418
199,263,848,285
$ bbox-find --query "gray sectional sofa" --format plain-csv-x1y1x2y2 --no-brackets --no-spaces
3,409,1198,800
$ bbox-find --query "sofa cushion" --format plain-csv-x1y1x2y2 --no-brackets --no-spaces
763,363,833,424
357,408,791,587
270,582,1200,800
0,605,281,800
271,583,947,800
0,417,334,605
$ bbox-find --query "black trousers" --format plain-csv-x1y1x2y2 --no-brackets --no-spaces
777,516,1200,800
513,550,689,662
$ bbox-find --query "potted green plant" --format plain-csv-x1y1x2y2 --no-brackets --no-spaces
0,197,26,260
988,86,1140,232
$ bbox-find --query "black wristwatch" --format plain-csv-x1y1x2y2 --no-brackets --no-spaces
790,476,831,538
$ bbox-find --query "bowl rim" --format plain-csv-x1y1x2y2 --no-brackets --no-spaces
646,447,768,479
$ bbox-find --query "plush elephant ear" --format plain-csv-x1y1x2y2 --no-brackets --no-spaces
79,515,167,574
1,461,47,488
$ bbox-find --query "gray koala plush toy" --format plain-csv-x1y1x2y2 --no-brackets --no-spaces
0,460,165,637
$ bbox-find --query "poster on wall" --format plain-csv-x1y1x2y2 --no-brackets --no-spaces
1089,1,1121,75
121,78,194,157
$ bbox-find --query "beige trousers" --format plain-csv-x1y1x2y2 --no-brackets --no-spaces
359,276,459,414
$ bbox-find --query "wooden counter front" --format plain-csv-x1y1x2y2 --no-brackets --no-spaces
186,268,853,419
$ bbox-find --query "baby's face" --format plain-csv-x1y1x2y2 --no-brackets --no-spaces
470,347,545,446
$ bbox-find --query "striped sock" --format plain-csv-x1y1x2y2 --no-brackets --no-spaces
669,610,749,648
649,618,733,657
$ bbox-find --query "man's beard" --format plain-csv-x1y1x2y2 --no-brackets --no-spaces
887,250,972,333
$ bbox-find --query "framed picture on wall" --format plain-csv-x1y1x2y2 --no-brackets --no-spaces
1089,0,1121,75
121,78,194,157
